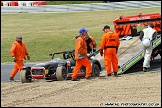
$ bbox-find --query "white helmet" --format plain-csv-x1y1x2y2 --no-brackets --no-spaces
142,38,150,47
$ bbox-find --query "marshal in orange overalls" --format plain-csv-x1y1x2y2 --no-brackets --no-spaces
10,40,29,79
86,36,97,53
72,33,91,79
100,28,120,75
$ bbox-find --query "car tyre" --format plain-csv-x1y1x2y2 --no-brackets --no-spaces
91,64,100,77
56,66,67,81
20,69,31,83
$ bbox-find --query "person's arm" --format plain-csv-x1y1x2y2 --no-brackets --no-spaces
89,36,97,52
99,35,106,56
10,43,16,62
92,40,97,50
100,35,106,50
151,32,157,42
23,43,30,60
10,43,16,57
23,44,29,56
87,38,93,49
139,31,144,41
116,34,120,51
77,38,87,55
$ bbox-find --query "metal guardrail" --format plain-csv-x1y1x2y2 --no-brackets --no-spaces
1,1,161,13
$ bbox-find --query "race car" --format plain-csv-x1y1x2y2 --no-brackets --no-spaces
20,49,102,83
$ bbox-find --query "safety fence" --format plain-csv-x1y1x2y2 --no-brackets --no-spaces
1,1,161,13
1,1,46,6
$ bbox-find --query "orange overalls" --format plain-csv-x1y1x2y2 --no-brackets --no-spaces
86,36,97,53
89,36,97,49
100,30,120,74
72,36,91,78
10,41,29,78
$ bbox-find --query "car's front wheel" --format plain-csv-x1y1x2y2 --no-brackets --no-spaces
20,68,32,83
56,66,67,81
91,64,100,77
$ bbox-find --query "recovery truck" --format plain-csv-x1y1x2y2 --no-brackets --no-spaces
112,13,161,74
113,13,161,37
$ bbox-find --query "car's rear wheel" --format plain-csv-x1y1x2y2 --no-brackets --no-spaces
91,64,100,77
20,68,32,83
56,66,67,81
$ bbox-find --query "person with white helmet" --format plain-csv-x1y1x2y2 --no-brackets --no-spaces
139,23,157,72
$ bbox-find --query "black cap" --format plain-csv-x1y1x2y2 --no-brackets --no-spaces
102,25,110,31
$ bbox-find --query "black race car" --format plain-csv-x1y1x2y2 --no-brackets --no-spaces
20,49,102,83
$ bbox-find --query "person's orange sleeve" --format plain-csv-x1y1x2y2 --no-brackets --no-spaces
10,43,16,57
90,36,97,48
100,34,106,50
76,37,87,55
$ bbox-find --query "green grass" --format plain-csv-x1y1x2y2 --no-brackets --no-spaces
1,7,161,63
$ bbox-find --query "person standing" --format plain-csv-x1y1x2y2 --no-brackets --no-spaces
99,25,120,77
77,28,97,54
86,34,97,54
139,23,157,72
9,35,30,81
72,28,92,81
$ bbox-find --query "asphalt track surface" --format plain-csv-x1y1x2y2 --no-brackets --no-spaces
1,55,161,82
1,63,36,82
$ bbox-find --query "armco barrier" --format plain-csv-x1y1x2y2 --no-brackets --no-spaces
2,1,10,6
34,1,46,6
26,1,35,6
1,1,161,13
1,1,46,7
10,1,18,6
18,1,26,6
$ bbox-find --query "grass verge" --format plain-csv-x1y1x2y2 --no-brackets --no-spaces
1,7,161,63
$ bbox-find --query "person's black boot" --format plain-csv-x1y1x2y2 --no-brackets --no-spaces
114,72,119,77
9,77,14,81
85,76,94,80
71,78,80,81
107,74,112,76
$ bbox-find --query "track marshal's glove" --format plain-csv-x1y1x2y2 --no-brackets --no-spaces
12,56,16,62
27,55,30,60
100,49,103,56
93,52,96,57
